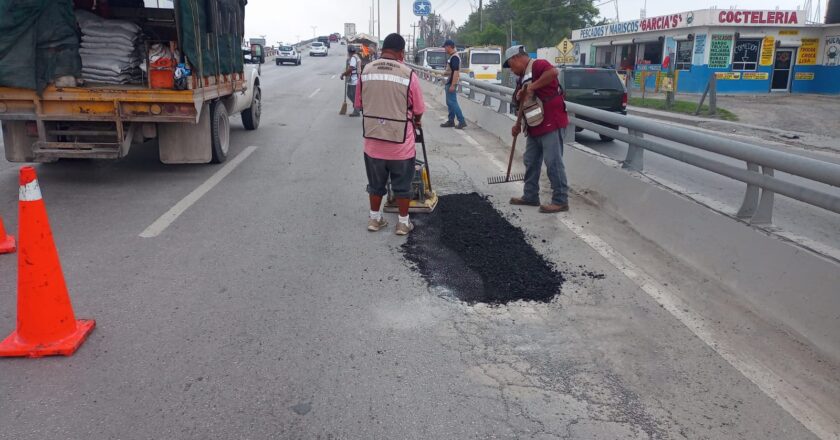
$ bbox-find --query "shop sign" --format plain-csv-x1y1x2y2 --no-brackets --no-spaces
759,36,775,66
742,72,769,80
576,12,687,39
660,76,675,92
824,35,839,66
794,72,815,80
797,38,819,65
716,10,799,25
779,30,799,36
640,14,684,32
693,34,707,65
709,34,733,68
715,72,741,80
635,64,662,72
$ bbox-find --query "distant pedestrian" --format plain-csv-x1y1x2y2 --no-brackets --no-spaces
440,39,467,129
504,45,570,213
355,33,426,236
341,45,362,117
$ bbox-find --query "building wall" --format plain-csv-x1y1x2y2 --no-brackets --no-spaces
573,22,840,94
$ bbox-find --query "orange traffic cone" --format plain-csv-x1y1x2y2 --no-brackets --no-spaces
0,214,14,254
0,167,95,357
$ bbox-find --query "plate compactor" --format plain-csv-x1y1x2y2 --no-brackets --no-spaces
384,127,439,214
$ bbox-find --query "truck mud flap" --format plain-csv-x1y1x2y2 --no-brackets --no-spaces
158,102,212,164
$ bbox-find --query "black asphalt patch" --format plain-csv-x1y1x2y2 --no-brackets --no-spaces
402,193,565,305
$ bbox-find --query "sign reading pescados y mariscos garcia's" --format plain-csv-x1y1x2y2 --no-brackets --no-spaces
573,9,802,41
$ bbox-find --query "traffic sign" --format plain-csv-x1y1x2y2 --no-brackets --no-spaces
556,38,574,56
413,0,431,16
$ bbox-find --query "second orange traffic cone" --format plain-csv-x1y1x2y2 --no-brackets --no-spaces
0,214,14,254
0,167,95,358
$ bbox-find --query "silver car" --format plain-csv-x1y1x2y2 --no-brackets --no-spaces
276,45,301,65
309,42,328,57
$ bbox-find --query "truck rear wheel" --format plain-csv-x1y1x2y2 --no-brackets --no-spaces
210,101,230,164
241,86,261,131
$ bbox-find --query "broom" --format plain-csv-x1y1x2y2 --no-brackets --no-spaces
339,78,348,115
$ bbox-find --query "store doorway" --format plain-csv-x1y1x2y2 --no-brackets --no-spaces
771,49,795,91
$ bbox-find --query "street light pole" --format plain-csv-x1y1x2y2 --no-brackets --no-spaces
311,26,317,38
378,0,381,38
397,0,401,34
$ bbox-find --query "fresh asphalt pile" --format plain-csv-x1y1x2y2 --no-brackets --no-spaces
402,193,565,304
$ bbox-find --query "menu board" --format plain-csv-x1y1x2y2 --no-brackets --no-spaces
709,34,733,68
760,36,775,66
693,34,707,65
797,38,819,65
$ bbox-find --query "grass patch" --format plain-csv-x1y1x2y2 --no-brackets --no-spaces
629,97,738,121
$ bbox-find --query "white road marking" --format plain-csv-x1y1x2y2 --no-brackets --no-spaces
467,136,835,440
139,146,259,238
330,75,336,79
309,88,322,98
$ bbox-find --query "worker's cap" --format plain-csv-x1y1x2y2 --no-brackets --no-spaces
503,45,527,68
442,39,456,48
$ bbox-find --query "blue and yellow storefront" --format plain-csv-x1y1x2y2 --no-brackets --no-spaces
571,9,840,95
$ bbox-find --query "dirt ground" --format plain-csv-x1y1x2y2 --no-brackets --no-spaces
710,93,840,138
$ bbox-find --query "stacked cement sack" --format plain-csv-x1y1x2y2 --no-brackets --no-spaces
75,10,143,85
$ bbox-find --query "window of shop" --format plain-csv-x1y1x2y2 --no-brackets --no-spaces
640,40,663,65
732,38,761,71
676,40,693,70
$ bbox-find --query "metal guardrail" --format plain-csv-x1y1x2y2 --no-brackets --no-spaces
408,63,840,224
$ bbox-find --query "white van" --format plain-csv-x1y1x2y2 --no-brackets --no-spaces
460,46,503,84
416,48,448,71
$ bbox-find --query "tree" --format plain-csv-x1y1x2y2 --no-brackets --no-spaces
453,0,599,49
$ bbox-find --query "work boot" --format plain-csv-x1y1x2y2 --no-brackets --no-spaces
539,203,570,213
368,217,388,232
455,122,467,129
510,197,540,207
440,120,455,128
349,110,361,117
395,221,415,236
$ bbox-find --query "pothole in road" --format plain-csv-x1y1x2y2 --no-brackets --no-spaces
401,193,565,305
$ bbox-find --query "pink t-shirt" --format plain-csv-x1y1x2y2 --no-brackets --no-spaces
356,69,426,160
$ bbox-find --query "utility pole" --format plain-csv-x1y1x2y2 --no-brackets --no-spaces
479,0,483,32
311,26,317,38
397,0,401,35
378,0,381,38
410,22,418,57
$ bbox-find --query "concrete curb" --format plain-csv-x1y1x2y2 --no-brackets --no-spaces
421,80,840,362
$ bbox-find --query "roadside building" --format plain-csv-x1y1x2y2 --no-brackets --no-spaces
570,9,840,94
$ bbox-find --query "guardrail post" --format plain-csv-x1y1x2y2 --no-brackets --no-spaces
751,167,775,225
622,129,645,171
468,87,475,100
736,162,761,219
565,114,576,146
497,100,508,114
483,93,492,106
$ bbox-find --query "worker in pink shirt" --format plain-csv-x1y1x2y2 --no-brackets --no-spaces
355,34,425,236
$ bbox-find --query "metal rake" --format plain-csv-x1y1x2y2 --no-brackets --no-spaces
487,173,525,185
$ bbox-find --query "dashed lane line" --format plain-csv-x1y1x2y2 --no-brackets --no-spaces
309,88,322,98
139,146,259,238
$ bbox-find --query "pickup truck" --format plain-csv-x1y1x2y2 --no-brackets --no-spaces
0,1,261,164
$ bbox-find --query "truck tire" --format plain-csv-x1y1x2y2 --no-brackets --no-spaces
241,85,261,131
210,101,230,164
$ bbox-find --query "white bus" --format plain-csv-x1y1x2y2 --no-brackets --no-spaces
459,46,503,84
415,48,448,71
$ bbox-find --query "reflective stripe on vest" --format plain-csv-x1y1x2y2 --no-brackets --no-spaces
360,59,413,144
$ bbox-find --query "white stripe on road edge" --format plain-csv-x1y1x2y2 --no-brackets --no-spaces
139,146,259,238
19,180,42,202
466,135,832,440
309,88,321,98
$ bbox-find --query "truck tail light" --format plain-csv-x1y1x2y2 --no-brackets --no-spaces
622,92,628,109
25,121,38,137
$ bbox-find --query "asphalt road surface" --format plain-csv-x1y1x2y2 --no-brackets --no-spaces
0,51,828,439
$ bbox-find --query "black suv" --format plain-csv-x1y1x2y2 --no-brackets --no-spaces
558,66,627,142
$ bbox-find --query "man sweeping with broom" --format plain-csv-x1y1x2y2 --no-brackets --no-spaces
340,45,362,117
354,34,425,236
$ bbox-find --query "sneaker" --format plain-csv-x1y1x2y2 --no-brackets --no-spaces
349,111,361,117
510,197,540,207
539,203,570,213
455,122,467,129
440,121,455,128
368,217,388,231
395,221,415,236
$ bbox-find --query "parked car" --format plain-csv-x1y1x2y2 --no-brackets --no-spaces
558,66,627,142
310,42,328,57
276,45,301,65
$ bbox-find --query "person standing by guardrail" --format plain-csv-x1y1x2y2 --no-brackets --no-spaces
440,40,467,129
505,45,570,213
341,45,362,117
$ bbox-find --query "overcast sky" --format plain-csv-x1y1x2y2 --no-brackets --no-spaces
244,0,814,45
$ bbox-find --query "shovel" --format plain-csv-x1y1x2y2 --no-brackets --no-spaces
339,79,348,115
487,102,526,185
